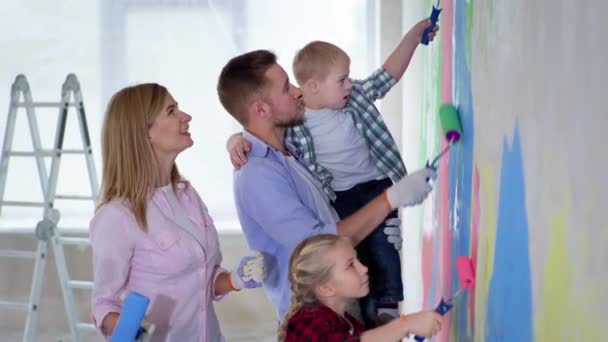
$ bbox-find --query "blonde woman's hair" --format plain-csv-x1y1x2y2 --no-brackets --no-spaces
98,83,180,230
292,41,350,86
278,234,343,341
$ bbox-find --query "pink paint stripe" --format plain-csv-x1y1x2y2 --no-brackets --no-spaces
438,1,454,341
422,234,433,307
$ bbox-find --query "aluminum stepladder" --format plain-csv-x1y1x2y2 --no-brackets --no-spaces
0,74,99,341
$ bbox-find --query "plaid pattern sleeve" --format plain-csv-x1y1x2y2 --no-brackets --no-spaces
346,68,408,183
285,304,364,342
357,66,397,101
286,125,337,201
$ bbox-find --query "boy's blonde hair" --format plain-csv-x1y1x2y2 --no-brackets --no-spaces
292,41,350,86
98,83,180,230
278,234,343,341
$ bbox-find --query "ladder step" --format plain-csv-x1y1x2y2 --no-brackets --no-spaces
8,149,89,157
77,323,97,332
14,101,78,107
0,200,46,207
55,195,96,201
0,249,36,259
68,280,93,289
0,300,29,311
58,237,90,246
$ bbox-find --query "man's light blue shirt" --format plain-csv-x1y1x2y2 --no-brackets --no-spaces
233,131,338,319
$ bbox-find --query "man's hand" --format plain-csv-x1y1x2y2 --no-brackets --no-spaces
383,217,403,251
385,168,436,209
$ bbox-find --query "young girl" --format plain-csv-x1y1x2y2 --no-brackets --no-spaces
279,234,442,341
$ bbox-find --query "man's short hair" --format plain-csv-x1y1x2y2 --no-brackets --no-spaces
217,50,277,125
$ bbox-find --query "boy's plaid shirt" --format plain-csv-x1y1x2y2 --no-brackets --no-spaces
286,67,407,201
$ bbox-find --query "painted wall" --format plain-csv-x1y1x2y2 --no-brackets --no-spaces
402,0,608,341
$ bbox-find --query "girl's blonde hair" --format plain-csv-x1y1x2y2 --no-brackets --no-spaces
98,83,180,230
278,234,343,341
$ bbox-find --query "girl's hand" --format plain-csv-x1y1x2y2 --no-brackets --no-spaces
401,310,443,337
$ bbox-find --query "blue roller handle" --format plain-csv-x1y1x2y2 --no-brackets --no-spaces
413,297,453,341
110,291,150,342
421,5,442,45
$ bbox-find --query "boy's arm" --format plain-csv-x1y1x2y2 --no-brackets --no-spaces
383,18,439,81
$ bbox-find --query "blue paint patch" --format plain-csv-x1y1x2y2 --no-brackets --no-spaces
485,126,533,341
449,0,476,339
428,215,440,309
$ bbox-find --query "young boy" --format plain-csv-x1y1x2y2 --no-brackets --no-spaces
227,19,438,327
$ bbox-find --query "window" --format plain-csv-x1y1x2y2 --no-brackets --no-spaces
0,0,378,232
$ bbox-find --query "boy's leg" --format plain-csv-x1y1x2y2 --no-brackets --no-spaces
364,209,403,325
333,178,404,328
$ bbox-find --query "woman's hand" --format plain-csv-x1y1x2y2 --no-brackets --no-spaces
101,312,120,336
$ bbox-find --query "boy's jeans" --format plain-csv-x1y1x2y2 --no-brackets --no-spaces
333,177,403,327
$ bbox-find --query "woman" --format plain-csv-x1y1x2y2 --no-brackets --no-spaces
90,83,263,341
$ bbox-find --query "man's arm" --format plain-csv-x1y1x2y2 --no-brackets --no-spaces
383,19,438,81
235,160,337,249
336,195,391,245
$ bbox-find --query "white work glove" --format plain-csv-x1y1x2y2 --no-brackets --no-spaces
383,218,402,251
229,253,265,291
385,168,437,209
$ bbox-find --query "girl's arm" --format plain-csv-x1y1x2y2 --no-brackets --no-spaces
360,311,442,342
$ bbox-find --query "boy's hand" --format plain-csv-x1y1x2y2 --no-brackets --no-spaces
226,133,251,170
383,218,402,251
401,311,443,337
410,19,440,44
229,253,265,290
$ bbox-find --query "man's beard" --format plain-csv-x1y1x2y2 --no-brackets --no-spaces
272,103,304,128
275,116,304,128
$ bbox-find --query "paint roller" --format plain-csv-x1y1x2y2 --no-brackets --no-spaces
426,104,463,173
421,0,442,45
413,256,475,342
110,291,155,342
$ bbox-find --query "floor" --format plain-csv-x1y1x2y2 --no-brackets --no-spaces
0,232,277,341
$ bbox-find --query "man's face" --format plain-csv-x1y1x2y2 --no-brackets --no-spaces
263,64,304,127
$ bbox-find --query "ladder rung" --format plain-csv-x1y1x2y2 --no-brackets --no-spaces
14,101,78,107
7,149,89,157
77,323,96,331
0,200,46,207
0,300,29,311
68,280,93,289
0,249,36,259
58,237,90,246
55,195,96,201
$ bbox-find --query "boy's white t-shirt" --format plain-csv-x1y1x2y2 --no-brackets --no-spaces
303,108,384,191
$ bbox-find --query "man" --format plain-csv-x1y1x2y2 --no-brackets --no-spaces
216,50,436,319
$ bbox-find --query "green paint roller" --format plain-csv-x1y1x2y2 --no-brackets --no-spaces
426,104,463,170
